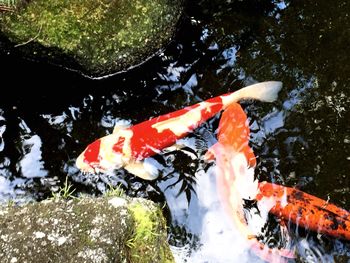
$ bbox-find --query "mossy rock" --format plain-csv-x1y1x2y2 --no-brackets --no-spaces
0,197,174,263
0,0,183,77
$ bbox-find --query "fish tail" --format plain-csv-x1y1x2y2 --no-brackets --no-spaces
249,239,295,263
222,81,283,106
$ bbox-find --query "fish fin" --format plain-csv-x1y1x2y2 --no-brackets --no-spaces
161,143,186,154
203,144,217,162
124,159,160,180
226,81,283,105
113,122,131,134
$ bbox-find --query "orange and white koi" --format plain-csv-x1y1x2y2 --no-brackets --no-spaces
208,102,350,262
257,182,350,241
76,81,282,180
206,103,294,262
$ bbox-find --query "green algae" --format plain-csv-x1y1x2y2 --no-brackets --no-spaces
0,0,182,76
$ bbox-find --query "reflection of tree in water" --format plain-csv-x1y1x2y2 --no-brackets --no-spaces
184,2,350,258
194,0,350,206
194,0,350,91
162,140,211,203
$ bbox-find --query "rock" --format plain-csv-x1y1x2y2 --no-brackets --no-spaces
0,0,183,77
0,196,174,263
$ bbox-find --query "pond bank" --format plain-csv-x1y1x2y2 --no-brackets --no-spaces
0,196,174,263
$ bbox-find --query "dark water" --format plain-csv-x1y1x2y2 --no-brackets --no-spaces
1,0,350,262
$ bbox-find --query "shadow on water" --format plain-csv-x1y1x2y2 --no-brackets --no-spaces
0,0,350,262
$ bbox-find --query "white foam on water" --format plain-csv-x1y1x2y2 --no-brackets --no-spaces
161,167,263,263
189,167,262,263
19,135,48,178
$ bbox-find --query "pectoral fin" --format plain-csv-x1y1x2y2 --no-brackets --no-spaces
203,144,217,162
162,139,206,160
113,121,131,134
124,158,161,180
161,143,186,153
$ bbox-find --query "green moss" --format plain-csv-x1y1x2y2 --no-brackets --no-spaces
0,0,182,75
128,201,174,263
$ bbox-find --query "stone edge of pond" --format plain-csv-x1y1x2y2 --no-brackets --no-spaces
0,196,174,263
0,0,184,78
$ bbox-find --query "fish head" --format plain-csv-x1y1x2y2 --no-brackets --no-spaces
210,102,259,207
76,138,102,173
76,133,126,174
217,102,256,167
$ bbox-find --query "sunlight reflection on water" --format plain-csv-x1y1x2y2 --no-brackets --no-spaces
0,0,350,261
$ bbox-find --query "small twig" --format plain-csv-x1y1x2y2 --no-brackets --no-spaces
14,23,43,47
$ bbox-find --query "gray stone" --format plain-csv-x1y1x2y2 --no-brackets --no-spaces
0,196,174,263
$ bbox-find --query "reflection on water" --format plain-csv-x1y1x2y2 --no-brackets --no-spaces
1,0,350,262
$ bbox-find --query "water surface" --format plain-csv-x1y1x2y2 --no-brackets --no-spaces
0,0,349,262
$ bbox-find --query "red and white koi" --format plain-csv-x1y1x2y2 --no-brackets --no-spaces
76,81,282,180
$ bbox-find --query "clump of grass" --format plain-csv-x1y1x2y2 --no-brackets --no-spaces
51,176,76,200
6,199,15,207
104,183,125,198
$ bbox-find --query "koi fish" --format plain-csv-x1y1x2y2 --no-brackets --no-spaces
257,182,350,241
209,102,350,262
206,103,294,262
76,81,282,180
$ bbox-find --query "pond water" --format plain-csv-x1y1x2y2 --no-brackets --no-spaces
1,0,350,262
